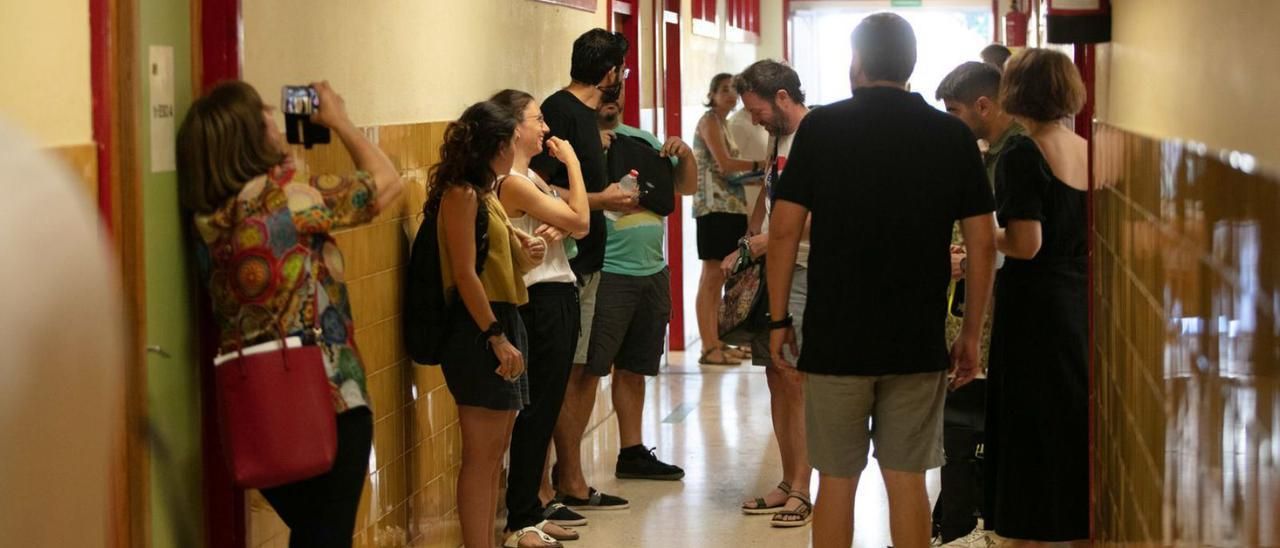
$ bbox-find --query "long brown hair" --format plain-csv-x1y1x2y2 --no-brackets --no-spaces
177,81,286,213
425,101,519,215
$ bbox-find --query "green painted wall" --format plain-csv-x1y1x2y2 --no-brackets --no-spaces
138,0,202,545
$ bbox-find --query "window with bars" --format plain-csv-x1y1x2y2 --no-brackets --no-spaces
692,0,716,24
726,0,760,35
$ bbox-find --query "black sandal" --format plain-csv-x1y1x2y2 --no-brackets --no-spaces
741,481,791,515
770,492,813,528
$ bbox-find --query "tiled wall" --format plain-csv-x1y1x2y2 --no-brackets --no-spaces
1092,123,1279,545
245,122,619,548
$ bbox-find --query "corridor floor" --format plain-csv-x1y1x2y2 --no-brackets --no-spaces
558,344,941,547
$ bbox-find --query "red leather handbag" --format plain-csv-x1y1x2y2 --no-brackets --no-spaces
215,281,337,489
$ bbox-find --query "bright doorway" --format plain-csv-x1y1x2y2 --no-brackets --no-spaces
791,2,994,109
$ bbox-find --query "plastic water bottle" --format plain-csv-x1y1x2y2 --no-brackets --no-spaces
607,170,640,221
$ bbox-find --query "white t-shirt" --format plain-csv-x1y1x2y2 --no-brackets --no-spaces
762,132,811,268
507,169,577,286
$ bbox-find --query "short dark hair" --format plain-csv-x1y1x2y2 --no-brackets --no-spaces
704,73,734,107
851,12,917,83
1000,48,1085,122
981,44,1013,70
570,29,628,85
935,61,1003,104
733,60,805,105
177,81,286,213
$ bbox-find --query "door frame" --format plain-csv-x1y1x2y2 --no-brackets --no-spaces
91,0,148,545
659,0,687,351
191,0,248,545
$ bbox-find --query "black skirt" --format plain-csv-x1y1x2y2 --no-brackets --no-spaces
984,262,1089,541
440,302,531,411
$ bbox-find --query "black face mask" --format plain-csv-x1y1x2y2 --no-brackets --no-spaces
599,82,623,104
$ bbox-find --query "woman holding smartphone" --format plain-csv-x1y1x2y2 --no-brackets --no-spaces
178,80,402,547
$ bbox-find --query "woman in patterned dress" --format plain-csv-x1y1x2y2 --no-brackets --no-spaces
178,80,402,548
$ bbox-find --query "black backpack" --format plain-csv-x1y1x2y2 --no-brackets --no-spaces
932,378,987,542
606,134,676,216
403,198,489,365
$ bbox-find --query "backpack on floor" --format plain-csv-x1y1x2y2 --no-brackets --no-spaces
403,198,489,365
932,378,986,543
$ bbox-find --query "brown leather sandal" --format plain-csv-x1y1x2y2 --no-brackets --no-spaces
770,492,813,528
699,346,740,365
741,481,791,514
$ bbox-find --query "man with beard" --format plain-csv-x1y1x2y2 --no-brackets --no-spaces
588,82,697,484
720,59,817,528
529,29,637,522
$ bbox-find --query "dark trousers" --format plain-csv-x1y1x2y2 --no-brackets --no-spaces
261,407,373,548
506,283,579,531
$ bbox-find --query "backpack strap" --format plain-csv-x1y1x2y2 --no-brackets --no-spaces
474,194,490,276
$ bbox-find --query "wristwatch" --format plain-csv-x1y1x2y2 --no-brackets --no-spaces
765,313,793,331
481,321,505,340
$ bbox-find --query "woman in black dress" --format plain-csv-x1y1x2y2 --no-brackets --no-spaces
985,49,1090,544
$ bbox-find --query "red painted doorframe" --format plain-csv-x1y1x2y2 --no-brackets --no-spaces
610,0,642,128
194,0,245,546
662,0,686,350
1074,41,1097,540
90,0,115,231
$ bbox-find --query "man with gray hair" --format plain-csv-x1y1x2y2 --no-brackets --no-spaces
766,13,997,548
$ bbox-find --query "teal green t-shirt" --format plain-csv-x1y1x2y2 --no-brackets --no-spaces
603,125,676,277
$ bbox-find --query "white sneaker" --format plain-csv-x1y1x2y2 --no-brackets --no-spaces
939,527,995,548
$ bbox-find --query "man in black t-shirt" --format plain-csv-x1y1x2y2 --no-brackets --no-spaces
765,13,998,548
529,29,641,521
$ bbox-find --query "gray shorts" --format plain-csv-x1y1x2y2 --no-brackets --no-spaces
804,370,948,476
586,269,671,377
572,271,601,365
752,265,806,366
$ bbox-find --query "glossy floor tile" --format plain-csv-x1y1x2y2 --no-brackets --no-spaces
559,343,940,548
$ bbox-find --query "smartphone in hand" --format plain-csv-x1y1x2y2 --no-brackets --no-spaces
282,85,331,148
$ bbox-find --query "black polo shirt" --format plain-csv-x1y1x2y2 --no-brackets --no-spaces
530,90,610,278
774,86,995,376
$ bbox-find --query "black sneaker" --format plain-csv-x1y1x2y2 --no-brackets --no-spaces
615,446,685,480
542,502,589,526
559,487,630,511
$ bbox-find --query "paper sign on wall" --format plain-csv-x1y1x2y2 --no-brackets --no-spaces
149,45,176,173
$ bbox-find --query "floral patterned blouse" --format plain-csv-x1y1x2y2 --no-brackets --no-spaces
692,110,750,217
194,157,379,412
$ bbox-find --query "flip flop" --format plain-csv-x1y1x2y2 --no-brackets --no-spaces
537,520,579,541
741,481,792,515
503,526,562,548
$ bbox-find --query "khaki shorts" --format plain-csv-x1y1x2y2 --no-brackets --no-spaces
804,370,948,476
572,271,601,365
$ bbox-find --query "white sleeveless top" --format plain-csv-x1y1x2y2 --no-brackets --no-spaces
507,169,577,286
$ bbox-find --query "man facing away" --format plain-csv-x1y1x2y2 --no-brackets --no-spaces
765,13,998,548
